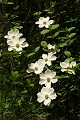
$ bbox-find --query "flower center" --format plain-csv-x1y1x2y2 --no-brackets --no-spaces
16,44,20,48
47,77,50,82
43,21,46,25
45,94,49,99
45,58,48,62
12,35,15,39
35,67,38,71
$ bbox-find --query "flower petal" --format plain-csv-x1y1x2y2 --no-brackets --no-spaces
49,93,57,100
37,92,45,103
51,78,58,83
39,79,46,85
43,98,51,106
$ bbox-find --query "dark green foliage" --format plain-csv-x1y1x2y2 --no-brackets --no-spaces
0,0,80,120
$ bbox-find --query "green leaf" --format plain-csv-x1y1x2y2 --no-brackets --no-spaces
68,27,75,32
68,38,76,45
50,24,59,30
68,33,76,38
11,71,19,80
57,93,62,96
21,90,27,94
27,79,31,86
7,2,14,4
5,103,9,108
30,84,34,87
61,75,70,78
41,41,47,48
40,29,50,34
47,31,59,38
34,46,40,53
51,1,57,7
33,11,41,16
27,52,35,57
64,51,71,57
68,57,74,61
59,43,67,47
42,48,48,51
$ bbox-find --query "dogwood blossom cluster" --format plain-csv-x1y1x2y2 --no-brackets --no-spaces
27,16,77,106
27,42,58,106
4,29,29,52
4,16,77,107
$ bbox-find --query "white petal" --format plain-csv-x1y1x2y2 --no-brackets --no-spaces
45,24,49,28
39,24,44,28
45,17,50,21
4,35,8,38
42,54,47,59
17,33,23,38
39,17,45,21
7,39,12,43
21,42,29,48
26,69,33,73
34,67,43,74
51,71,56,77
61,68,66,72
37,59,45,66
8,46,13,51
70,61,76,67
47,44,54,49
39,79,46,85
51,78,58,83
68,70,75,75
19,38,26,44
49,93,57,100
49,20,54,24
45,69,52,76
14,29,19,34
60,61,69,68
8,30,14,35
15,47,22,51
45,82,51,88
47,61,51,66
48,52,53,58
44,98,51,106
7,41,15,46
40,73,46,79
37,92,45,103
11,38,19,44
48,88,54,94
41,87,48,94
50,56,57,61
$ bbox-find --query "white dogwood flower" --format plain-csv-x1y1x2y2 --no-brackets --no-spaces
39,69,58,88
47,44,56,50
47,43,60,54
37,87,57,106
8,38,29,51
60,59,76,74
27,59,45,74
42,52,57,66
4,29,23,43
35,17,53,28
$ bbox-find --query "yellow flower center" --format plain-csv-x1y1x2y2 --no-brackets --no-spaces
35,67,38,71
47,77,50,82
12,35,15,39
43,21,46,25
45,94,49,99
16,44,20,48
45,58,48,62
